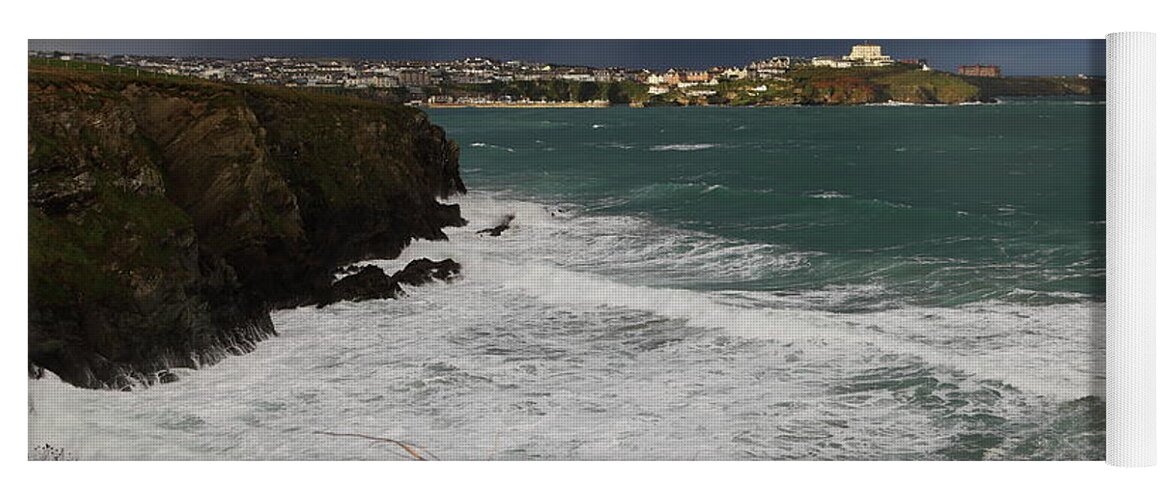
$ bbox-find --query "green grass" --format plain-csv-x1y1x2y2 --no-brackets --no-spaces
786,64,911,81
29,57,196,81
875,70,981,103
30,58,414,114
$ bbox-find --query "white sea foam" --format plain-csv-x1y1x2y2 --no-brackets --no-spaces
806,190,852,199
373,192,1103,401
865,101,918,107
701,184,724,194
597,142,634,150
28,190,1104,460
468,142,515,152
649,143,719,152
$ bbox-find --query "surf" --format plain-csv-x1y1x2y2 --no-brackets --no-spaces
395,191,1105,401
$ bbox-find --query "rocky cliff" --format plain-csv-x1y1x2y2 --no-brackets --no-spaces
28,67,466,389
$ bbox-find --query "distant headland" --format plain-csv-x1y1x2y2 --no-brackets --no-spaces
29,42,1104,107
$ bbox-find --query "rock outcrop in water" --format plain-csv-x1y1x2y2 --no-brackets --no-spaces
28,67,467,389
476,214,515,237
318,266,406,307
317,258,462,307
391,258,462,287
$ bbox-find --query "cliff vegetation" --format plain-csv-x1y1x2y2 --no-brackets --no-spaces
29,66,466,388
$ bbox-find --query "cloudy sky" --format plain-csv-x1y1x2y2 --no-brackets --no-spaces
29,39,1105,76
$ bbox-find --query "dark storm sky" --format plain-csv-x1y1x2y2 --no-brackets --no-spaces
28,39,1105,76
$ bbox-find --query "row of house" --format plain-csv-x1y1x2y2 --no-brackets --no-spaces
32,42,950,95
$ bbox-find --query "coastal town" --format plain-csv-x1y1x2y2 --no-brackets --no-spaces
30,43,1100,107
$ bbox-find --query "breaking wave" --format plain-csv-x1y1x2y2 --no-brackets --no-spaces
649,143,719,152
29,190,1104,460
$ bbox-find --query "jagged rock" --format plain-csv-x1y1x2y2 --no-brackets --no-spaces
391,258,462,286
318,265,404,307
28,66,467,389
476,214,515,237
317,258,461,307
29,171,97,215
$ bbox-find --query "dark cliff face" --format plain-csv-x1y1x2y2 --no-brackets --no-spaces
28,68,466,389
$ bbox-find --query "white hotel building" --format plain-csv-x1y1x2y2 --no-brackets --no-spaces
812,43,895,68
844,43,894,66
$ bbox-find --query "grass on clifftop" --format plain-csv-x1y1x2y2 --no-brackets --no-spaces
875,70,981,103
29,58,420,114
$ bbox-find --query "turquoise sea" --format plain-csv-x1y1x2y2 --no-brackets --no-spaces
430,99,1105,311
29,98,1107,460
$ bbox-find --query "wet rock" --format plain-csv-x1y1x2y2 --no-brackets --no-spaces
476,214,515,237
317,258,461,307
319,265,404,307
391,258,462,286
